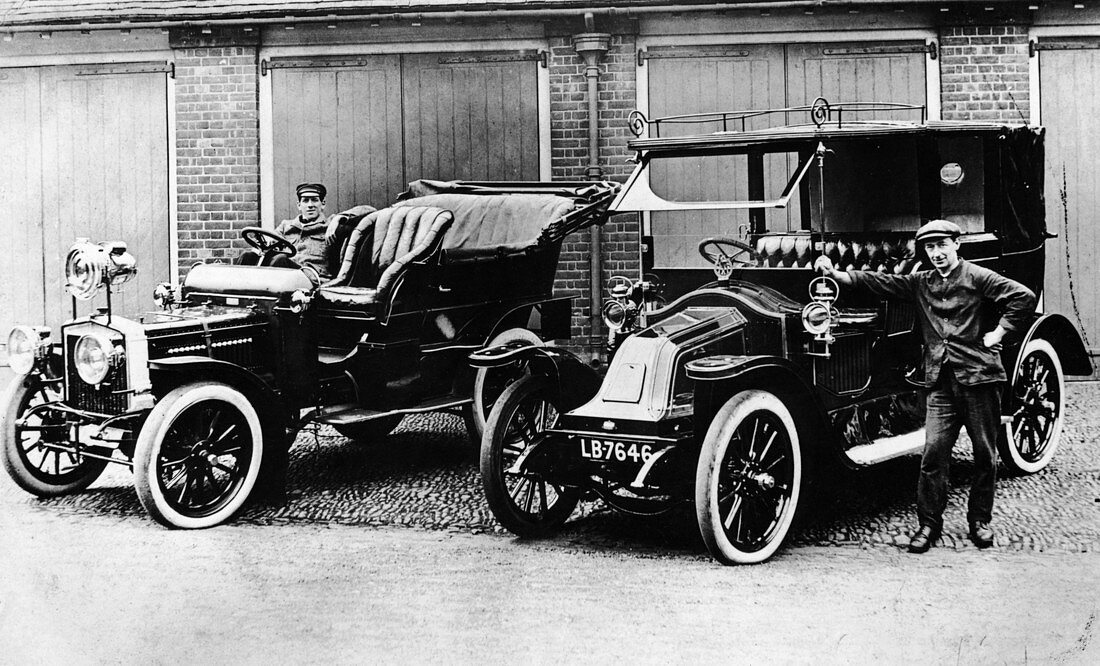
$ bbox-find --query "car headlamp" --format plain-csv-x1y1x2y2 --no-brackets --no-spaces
73,332,123,385
6,326,52,375
801,302,833,336
602,300,631,332
65,239,138,301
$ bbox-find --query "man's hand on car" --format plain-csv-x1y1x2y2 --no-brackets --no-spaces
813,255,853,285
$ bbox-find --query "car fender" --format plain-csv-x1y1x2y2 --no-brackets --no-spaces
149,356,286,422
686,354,831,454
470,344,602,411
1014,313,1093,378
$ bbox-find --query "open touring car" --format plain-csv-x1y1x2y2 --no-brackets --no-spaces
2,180,618,528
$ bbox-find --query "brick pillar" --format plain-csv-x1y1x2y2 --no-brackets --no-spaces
939,25,1031,123
170,27,261,270
550,33,638,360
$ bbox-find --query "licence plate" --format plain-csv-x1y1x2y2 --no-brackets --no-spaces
579,437,655,465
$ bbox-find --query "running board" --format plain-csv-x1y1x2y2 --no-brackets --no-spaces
845,429,925,466
313,396,473,426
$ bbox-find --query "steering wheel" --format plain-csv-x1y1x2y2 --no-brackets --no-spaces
242,226,297,259
698,237,755,277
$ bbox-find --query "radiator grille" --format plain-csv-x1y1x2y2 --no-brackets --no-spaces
66,334,129,414
817,335,871,394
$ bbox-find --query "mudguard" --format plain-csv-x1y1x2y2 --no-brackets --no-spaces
686,354,830,434
1016,313,1093,377
469,344,602,412
149,356,290,501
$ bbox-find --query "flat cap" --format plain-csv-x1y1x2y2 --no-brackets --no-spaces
915,219,962,243
295,182,327,200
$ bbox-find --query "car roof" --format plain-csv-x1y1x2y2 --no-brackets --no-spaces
627,119,1028,153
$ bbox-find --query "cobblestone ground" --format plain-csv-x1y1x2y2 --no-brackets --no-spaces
5,382,1099,561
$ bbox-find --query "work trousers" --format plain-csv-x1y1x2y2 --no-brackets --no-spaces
918,369,1003,529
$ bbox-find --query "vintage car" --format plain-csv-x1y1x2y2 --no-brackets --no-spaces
1,180,619,529
472,99,1093,564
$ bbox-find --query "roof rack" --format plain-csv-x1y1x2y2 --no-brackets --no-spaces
627,98,927,138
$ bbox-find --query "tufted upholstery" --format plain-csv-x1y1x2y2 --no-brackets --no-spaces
316,205,454,307
752,234,919,274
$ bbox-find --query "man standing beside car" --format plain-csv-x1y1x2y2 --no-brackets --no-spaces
814,219,1036,553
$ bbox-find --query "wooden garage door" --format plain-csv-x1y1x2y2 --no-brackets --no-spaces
0,64,171,361
1037,42,1100,354
646,41,927,269
270,51,541,221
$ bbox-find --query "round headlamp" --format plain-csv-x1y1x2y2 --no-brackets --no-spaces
65,240,105,301
801,302,832,336
65,240,138,301
602,300,633,332
7,326,51,375
73,332,122,385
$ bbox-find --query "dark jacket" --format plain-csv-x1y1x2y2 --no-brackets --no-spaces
848,259,1036,386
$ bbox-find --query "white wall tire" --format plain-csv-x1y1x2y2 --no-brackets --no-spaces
999,338,1065,475
696,390,802,565
1,375,108,497
134,382,263,529
470,328,543,441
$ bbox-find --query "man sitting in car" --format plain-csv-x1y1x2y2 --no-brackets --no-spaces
239,182,371,283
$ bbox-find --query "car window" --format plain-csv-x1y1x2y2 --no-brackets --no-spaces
936,135,985,234
806,138,922,233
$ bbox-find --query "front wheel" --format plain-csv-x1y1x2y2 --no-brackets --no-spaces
480,375,578,537
1,374,108,496
696,390,802,565
134,382,264,529
999,338,1065,475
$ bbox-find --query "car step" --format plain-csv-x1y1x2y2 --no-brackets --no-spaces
316,396,473,425
845,429,925,466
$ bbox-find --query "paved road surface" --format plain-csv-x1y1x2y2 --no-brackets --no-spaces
1,512,1097,664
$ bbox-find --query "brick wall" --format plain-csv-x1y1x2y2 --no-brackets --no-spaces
939,25,1031,123
171,28,261,269
549,32,638,359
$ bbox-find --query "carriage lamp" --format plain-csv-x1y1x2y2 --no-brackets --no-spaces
65,239,138,300
73,332,125,385
289,289,312,314
6,326,52,375
802,275,840,357
153,282,177,310
602,299,634,332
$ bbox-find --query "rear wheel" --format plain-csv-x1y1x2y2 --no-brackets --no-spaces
696,390,802,565
470,328,543,441
1,375,108,496
333,415,403,443
134,382,263,529
999,339,1065,475
480,375,578,537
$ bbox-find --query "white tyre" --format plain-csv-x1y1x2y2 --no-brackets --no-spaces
999,338,1065,475
696,390,802,565
134,382,263,529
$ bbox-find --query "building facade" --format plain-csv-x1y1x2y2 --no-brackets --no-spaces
1,0,1098,361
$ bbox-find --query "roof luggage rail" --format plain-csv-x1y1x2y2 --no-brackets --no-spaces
628,98,927,138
